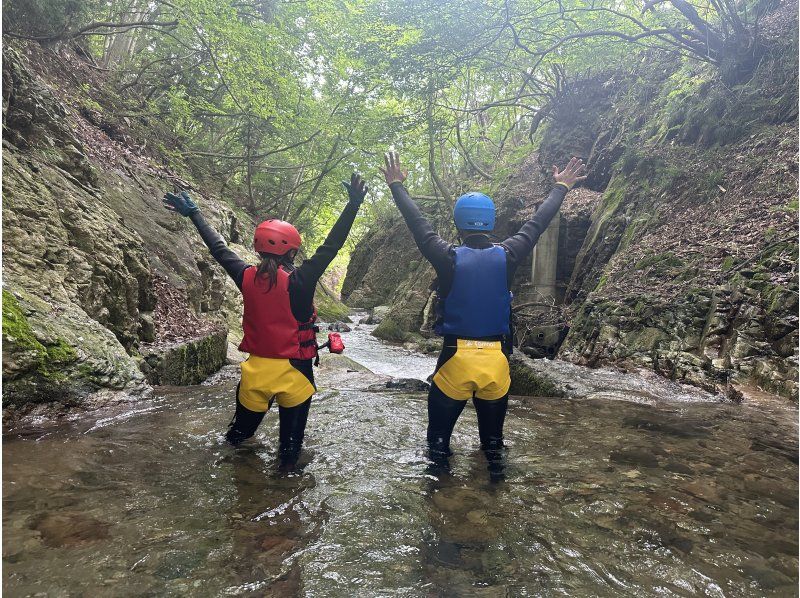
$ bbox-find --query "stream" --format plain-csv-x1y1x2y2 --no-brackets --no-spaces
3,315,798,596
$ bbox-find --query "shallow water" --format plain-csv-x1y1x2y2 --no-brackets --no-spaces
333,312,436,380
3,326,798,596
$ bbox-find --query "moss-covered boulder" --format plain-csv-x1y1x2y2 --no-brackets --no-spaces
508,357,565,397
141,328,228,386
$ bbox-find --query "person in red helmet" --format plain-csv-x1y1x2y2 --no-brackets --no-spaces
162,174,368,464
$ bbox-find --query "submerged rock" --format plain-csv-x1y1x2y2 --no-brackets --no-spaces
31,512,111,548
327,321,352,332
609,449,660,468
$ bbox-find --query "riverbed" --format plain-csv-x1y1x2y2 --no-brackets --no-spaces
3,320,798,596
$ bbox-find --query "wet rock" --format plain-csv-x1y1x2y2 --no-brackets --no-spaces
414,336,442,354
663,461,694,475
623,415,711,438
141,328,228,386
740,564,795,590
508,356,564,397
636,522,694,554
367,377,430,392
688,509,716,523
743,477,798,508
386,378,430,391
681,480,724,503
750,436,799,464
327,321,352,332
258,534,300,557
31,512,111,547
609,449,659,468
429,541,462,567
366,305,391,325
152,550,204,580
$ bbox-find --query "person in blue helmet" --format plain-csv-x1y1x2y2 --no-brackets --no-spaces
380,151,587,478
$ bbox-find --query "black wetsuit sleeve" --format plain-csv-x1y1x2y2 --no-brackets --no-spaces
388,182,454,279
502,185,568,277
189,211,250,289
290,200,360,320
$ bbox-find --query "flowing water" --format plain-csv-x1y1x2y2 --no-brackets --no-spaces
3,319,798,597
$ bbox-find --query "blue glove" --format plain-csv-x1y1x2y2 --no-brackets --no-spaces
341,173,368,206
162,191,199,216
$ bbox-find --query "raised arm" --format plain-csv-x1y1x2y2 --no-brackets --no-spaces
163,191,249,289
502,157,587,272
381,151,453,277
292,173,366,294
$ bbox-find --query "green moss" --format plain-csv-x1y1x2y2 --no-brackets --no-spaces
635,252,684,271
721,256,736,271
372,316,409,343
763,284,798,314
508,360,564,397
315,290,350,322
46,338,78,363
2,290,46,354
584,176,629,250
3,290,78,381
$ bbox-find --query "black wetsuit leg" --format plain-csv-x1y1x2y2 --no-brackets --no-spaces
427,382,467,462
226,384,267,445
473,394,509,481
278,397,311,466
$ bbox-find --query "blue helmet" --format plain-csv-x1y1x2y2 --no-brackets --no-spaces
453,192,495,231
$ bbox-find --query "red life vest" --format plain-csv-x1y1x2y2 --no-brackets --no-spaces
238,266,318,360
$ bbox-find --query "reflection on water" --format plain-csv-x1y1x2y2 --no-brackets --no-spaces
3,336,798,595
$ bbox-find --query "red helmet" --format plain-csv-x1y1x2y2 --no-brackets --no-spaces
253,219,302,255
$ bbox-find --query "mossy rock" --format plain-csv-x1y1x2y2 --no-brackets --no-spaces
314,287,350,323
2,290,78,381
372,316,410,343
142,329,228,386
508,359,564,397
634,253,684,271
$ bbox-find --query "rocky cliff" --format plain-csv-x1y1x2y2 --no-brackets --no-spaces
342,5,798,399
2,42,346,420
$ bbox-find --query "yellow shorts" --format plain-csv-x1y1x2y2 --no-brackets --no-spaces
431,339,510,401
238,356,316,413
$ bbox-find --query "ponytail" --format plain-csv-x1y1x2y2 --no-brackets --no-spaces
256,250,296,290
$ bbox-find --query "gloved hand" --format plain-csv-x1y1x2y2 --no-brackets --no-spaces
341,173,368,206
162,191,199,216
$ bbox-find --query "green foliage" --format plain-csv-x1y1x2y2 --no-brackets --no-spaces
3,0,101,38
5,0,793,253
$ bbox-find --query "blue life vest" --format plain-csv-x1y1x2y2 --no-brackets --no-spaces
436,245,512,337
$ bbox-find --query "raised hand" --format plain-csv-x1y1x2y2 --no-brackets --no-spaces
342,172,369,205
379,151,408,186
162,191,199,216
552,157,588,190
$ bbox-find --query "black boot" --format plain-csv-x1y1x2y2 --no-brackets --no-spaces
426,436,453,476
225,399,266,446
278,399,311,469
481,437,507,482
